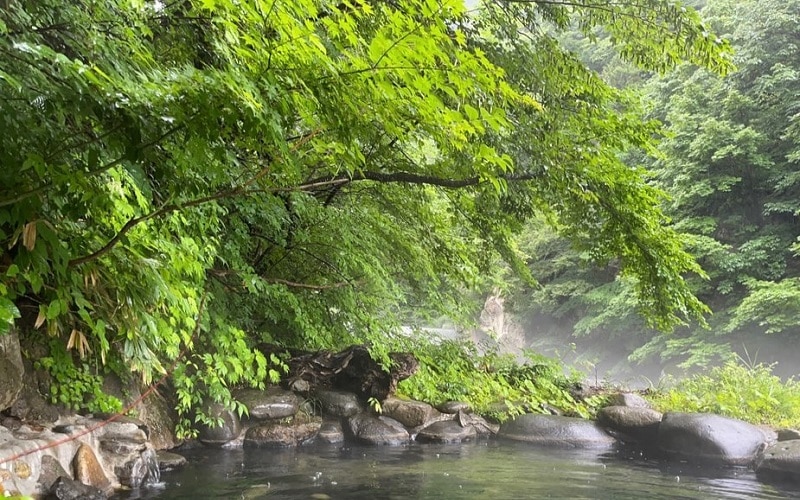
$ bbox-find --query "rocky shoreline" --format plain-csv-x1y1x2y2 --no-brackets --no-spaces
2,335,800,497
2,385,800,498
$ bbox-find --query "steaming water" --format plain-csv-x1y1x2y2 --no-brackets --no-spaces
115,441,796,499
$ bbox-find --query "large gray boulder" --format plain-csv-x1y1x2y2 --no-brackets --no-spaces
756,439,800,480
347,413,409,445
135,391,180,450
416,420,477,443
498,414,616,448
597,406,662,444
382,397,442,428
0,328,24,412
197,403,242,447
657,412,768,465
236,387,301,421
315,390,362,417
244,417,321,447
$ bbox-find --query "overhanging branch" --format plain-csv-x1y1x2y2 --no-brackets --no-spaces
299,170,541,191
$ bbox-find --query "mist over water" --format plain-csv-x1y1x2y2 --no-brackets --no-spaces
500,312,800,386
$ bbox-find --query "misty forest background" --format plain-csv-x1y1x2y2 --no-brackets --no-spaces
517,0,800,380
1,0,799,433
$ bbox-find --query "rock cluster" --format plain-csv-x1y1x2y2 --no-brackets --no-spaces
195,389,491,450
4,336,800,497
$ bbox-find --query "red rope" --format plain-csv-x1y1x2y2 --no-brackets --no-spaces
0,294,207,466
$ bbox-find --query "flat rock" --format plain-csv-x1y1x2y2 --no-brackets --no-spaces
597,406,662,443
236,387,300,421
347,413,409,445
315,390,362,418
157,451,187,471
658,412,768,466
382,397,441,428
756,439,800,480
607,393,651,408
498,414,616,448
244,418,321,447
416,420,477,443
777,429,800,442
436,401,471,414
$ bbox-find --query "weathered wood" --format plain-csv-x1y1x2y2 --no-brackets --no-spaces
256,344,418,402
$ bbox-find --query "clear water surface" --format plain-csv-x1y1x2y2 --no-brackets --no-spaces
116,440,799,499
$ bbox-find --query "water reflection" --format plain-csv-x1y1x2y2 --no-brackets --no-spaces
114,440,795,499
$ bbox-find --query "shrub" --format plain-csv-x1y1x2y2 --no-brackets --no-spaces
647,358,800,428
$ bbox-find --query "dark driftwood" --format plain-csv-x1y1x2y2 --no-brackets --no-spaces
256,344,419,401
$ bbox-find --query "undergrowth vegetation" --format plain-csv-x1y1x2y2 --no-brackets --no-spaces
647,358,800,428
394,337,607,421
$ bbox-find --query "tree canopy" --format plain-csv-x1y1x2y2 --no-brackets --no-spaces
0,0,730,430
511,0,800,376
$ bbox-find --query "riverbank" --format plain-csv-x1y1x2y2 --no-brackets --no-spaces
2,340,800,497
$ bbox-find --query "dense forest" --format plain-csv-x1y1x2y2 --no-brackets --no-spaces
511,0,800,379
1,0,774,432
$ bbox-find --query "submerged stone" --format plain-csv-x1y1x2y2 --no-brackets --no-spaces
156,451,187,472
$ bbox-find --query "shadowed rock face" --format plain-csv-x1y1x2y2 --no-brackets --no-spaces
257,344,418,402
346,414,410,446
382,397,442,428
498,414,616,448
48,476,108,500
658,412,768,466
756,439,800,480
597,406,662,444
416,420,477,443
0,328,24,412
197,403,241,447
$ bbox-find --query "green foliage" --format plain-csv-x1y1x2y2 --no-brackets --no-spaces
648,358,800,428
34,341,122,414
511,0,800,374
0,0,731,431
395,336,601,421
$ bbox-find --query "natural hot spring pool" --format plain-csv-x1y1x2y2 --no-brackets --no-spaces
114,440,797,499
